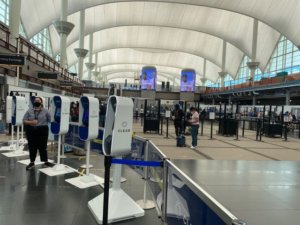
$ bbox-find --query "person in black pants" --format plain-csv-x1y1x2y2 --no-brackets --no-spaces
23,97,52,170
172,104,184,137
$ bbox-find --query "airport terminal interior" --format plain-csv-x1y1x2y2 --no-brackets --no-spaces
2,1,300,225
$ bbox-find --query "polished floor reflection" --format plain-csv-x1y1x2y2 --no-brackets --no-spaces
0,152,161,225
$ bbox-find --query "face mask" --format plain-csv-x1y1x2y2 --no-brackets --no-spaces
33,102,41,107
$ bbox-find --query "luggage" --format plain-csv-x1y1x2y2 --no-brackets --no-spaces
176,135,186,147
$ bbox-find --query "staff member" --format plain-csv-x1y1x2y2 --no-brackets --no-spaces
189,107,199,149
23,97,52,170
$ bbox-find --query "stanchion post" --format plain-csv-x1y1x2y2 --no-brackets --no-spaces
235,121,239,141
102,156,112,225
242,119,245,137
259,120,262,142
256,119,259,141
161,159,168,223
165,117,169,139
210,119,213,140
160,117,163,135
284,123,288,141
201,119,204,136
136,140,156,209
11,124,14,143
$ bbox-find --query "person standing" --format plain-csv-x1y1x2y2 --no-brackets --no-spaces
172,104,184,137
23,97,52,170
189,107,199,149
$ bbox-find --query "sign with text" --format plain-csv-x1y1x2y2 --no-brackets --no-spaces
37,72,58,79
0,55,25,66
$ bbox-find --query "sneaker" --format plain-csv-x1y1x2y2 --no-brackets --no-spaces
26,162,35,170
44,162,55,167
190,146,195,149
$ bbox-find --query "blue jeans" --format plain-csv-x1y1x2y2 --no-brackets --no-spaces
191,125,199,147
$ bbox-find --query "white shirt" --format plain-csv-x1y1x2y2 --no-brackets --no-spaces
191,111,200,125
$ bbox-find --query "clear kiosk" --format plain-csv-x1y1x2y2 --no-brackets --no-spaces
88,95,144,224
66,96,104,188
39,96,74,176
2,96,29,156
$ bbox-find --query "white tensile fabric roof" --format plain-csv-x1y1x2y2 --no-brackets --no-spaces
21,0,299,83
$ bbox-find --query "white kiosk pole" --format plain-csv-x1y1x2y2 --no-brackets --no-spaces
88,96,144,224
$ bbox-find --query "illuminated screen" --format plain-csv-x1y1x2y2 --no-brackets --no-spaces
180,70,195,92
140,67,157,90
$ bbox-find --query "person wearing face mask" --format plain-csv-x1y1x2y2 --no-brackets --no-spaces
23,97,52,170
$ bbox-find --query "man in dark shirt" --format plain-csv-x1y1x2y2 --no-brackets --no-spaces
23,97,52,170
172,104,184,136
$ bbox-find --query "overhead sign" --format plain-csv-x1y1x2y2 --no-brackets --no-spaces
37,72,58,79
59,80,73,87
0,55,25,66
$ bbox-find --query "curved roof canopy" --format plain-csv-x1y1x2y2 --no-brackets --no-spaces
20,0,298,83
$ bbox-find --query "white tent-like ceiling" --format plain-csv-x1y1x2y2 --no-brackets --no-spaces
20,0,299,84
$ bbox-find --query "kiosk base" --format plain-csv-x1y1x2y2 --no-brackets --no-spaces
110,177,127,183
80,164,94,169
136,199,156,210
88,188,144,224
18,158,54,165
65,174,104,189
8,138,27,145
39,164,75,176
2,149,28,157
0,144,24,152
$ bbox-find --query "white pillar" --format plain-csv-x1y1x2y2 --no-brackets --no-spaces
53,0,74,68
201,59,207,86
219,40,227,87
247,19,260,84
9,0,21,39
74,10,88,80
88,34,94,80
85,34,95,80
222,40,226,72
60,0,68,67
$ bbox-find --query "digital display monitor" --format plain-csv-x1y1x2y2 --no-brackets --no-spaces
140,67,157,90
180,69,196,92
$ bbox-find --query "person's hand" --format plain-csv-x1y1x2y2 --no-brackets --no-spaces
31,120,38,125
172,116,175,120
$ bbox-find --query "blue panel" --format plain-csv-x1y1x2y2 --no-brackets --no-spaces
50,122,60,135
12,97,16,125
79,126,88,140
80,96,89,126
12,116,16,126
53,96,62,123
91,129,104,154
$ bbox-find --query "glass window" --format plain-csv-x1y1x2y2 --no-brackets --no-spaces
0,0,9,25
30,28,53,56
